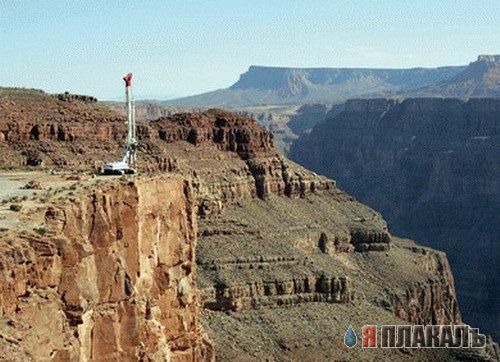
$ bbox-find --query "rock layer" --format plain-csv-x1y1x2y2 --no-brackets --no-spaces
201,275,353,312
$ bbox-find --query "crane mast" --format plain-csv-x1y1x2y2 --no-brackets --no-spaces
122,73,137,166
102,73,138,175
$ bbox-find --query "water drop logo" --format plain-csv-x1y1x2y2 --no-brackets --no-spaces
344,325,357,347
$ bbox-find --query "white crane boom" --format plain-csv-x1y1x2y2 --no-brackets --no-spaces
102,73,138,175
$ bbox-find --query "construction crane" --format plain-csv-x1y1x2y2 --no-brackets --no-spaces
102,73,138,175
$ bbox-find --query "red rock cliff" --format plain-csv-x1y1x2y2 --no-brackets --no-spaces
0,177,214,361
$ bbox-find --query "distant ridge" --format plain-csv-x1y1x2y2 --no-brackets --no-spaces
165,64,465,106
408,55,500,98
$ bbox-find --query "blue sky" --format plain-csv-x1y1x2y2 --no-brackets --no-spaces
1,0,498,100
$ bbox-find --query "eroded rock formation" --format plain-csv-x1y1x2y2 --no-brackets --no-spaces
0,177,214,361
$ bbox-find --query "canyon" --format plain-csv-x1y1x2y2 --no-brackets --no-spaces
0,88,498,360
290,97,500,342
164,55,499,108
120,55,499,154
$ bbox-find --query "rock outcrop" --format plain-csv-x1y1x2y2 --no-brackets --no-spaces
201,275,353,312
53,92,98,103
149,110,274,159
0,177,214,361
391,250,461,325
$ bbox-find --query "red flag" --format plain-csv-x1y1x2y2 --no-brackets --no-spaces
123,73,133,87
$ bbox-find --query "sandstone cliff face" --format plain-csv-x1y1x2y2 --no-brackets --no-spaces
0,95,333,205
149,110,274,160
0,177,214,361
290,97,500,340
391,250,460,325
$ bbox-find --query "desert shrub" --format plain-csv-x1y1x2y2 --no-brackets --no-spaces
9,204,22,212
33,227,47,236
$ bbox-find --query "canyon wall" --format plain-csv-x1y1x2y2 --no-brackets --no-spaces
0,97,274,168
0,94,333,204
290,97,500,340
0,177,214,361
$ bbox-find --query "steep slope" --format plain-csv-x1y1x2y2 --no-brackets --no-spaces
0,175,214,360
290,97,500,341
286,103,330,135
0,89,497,360
410,55,500,98
165,65,465,106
